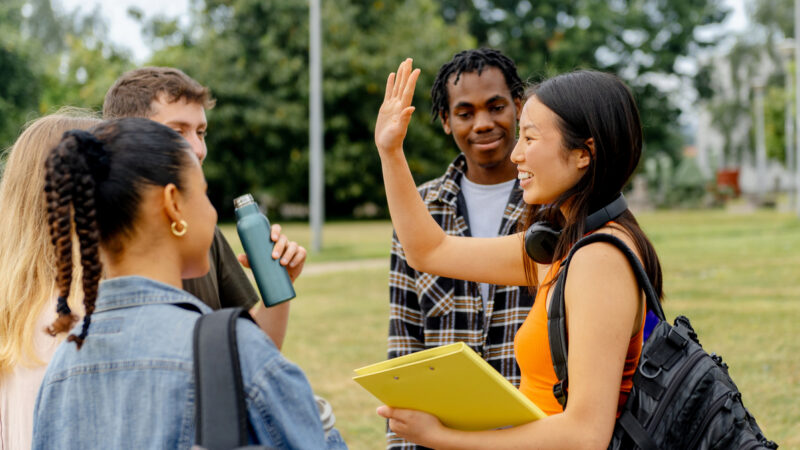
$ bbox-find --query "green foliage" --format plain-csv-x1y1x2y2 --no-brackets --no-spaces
669,155,708,207
0,0,133,151
437,0,729,161
702,0,795,169
146,0,472,219
760,85,790,163
39,33,133,113
703,38,766,168
0,0,734,217
643,152,709,208
0,46,40,149
0,0,41,150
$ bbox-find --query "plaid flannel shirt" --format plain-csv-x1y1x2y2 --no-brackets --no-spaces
387,154,535,450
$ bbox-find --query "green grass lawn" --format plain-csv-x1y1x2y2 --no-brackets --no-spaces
219,220,394,263
222,210,800,449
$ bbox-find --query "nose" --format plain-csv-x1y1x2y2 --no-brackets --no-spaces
186,135,207,163
510,137,524,163
473,110,493,133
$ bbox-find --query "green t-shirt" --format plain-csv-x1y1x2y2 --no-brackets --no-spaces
182,227,259,310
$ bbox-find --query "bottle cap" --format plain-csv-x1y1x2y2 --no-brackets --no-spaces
233,193,255,210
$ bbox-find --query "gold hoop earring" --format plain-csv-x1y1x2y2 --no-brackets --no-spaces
171,220,188,237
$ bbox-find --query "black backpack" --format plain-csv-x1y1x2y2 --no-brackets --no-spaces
547,233,778,450
192,307,274,450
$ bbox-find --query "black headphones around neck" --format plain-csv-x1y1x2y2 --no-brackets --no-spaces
524,193,628,264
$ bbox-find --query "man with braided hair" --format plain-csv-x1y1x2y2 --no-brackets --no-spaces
387,48,535,449
103,67,303,349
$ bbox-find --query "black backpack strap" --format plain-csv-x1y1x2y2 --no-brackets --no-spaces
617,410,659,450
547,233,665,409
193,307,255,450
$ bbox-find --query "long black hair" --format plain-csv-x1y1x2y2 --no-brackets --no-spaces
521,71,663,301
45,118,193,347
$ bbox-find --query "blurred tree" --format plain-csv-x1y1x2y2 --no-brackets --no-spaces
38,25,134,113
699,0,793,168
703,40,763,168
750,0,794,165
0,0,132,151
764,85,788,162
0,0,41,150
751,0,793,40
0,47,40,150
437,0,729,161
145,0,473,219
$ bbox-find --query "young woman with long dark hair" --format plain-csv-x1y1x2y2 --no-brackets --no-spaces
373,59,662,448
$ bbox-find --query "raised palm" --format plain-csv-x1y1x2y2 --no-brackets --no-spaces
375,59,421,154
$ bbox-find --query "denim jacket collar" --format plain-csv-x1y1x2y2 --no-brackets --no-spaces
94,276,211,314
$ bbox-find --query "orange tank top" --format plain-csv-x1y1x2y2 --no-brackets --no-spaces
514,247,645,416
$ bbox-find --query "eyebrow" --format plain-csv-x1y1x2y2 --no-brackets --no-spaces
521,124,540,133
485,95,508,104
164,120,206,129
452,95,510,110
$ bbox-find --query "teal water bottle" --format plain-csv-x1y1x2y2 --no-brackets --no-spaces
234,194,296,307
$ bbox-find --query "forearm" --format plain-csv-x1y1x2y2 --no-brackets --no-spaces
250,301,289,350
374,59,527,285
379,149,447,270
429,413,609,450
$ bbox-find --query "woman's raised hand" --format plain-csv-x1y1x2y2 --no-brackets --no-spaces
375,58,421,155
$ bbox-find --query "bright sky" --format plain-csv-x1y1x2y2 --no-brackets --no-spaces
724,0,748,31
55,0,750,65
55,0,191,63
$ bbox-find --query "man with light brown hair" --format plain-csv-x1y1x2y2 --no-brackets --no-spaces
103,67,304,348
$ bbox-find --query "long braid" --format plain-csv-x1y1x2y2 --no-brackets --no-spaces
68,167,103,348
44,131,108,348
44,142,79,335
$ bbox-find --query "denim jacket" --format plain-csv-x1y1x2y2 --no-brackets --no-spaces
32,276,347,449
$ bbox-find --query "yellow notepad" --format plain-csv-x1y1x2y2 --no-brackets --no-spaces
353,342,546,431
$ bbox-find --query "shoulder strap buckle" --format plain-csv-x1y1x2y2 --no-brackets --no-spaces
552,378,568,409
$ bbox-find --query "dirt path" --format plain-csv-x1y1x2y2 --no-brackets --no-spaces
302,257,387,276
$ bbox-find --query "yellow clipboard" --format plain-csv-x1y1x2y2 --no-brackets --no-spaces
353,342,546,431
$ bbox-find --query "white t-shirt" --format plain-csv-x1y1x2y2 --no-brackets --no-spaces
459,177,517,311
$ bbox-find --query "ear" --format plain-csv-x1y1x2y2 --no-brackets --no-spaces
514,97,522,121
162,183,184,224
440,112,452,135
574,138,594,170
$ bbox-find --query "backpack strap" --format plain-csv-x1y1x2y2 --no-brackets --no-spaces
547,233,665,409
193,307,255,450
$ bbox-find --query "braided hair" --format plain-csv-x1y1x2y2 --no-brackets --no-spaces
43,118,192,348
44,131,107,347
430,48,524,123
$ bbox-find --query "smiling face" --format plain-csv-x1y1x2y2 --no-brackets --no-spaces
149,95,209,163
510,96,590,205
442,67,521,184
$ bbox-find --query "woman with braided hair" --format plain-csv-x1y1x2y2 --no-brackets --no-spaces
32,118,346,449
0,110,101,450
